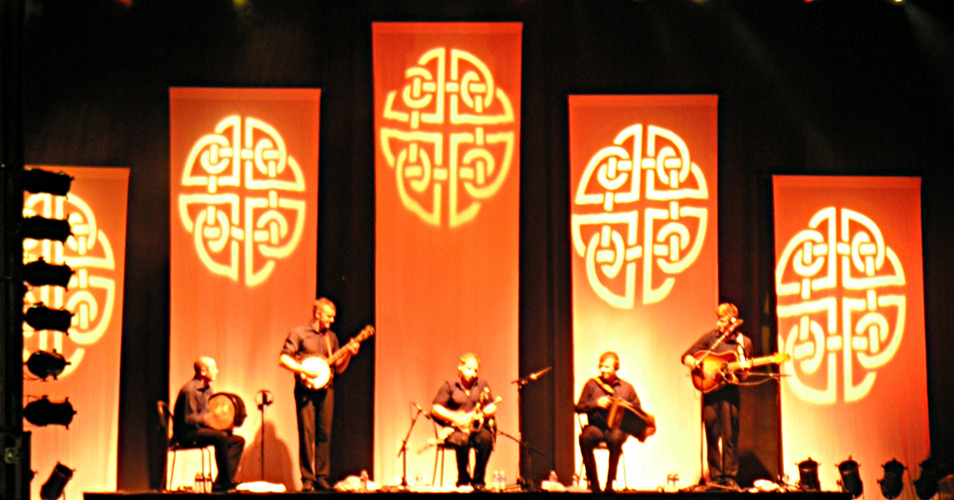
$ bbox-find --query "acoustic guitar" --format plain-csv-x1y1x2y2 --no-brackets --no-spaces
300,325,375,390
690,351,790,394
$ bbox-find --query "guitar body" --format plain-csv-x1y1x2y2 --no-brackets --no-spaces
300,325,375,391
690,351,791,394
690,351,739,394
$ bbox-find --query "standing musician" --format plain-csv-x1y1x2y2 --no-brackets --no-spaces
681,302,753,490
173,356,246,492
575,351,643,493
279,297,359,491
430,353,498,491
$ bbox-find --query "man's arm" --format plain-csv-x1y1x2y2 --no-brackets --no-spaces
280,353,320,379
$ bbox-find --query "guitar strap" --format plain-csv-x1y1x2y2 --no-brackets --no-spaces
591,376,615,396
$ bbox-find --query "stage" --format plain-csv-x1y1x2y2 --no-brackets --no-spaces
84,489,851,500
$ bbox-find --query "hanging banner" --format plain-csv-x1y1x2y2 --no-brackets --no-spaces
23,166,129,499
170,87,320,490
373,22,521,487
569,95,718,489
774,176,929,498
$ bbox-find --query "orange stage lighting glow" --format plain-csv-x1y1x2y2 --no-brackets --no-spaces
774,176,929,498
569,95,718,489
373,22,522,488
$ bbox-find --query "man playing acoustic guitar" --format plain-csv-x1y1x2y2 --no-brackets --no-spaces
280,297,360,491
173,356,246,492
430,353,498,491
681,302,753,491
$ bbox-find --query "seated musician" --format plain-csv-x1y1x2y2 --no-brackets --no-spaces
574,351,642,493
173,356,245,492
430,353,498,491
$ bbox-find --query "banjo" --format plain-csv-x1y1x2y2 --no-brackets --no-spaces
299,325,375,390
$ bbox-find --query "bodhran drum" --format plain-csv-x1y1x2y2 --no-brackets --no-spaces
207,392,247,431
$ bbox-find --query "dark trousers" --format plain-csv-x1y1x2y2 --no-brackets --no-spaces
295,386,334,486
179,428,245,488
703,397,740,483
579,425,627,491
445,427,494,487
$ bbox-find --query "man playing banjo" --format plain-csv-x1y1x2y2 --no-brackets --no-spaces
173,356,246,492
279,297,360,491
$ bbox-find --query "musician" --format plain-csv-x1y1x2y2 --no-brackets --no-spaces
279,297,359,491
173,356,245,492
681,302,753,490
430,353,498,490
575,351,641,493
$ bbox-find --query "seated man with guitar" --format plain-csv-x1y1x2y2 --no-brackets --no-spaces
279,297,365,491
173,356,246,492
575,351,650,493
430,353,499,491
681,302,754,491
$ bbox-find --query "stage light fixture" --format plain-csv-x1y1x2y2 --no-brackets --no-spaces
25,350,70,380
22,215,73,243
24,396,76,428
24,258,74,288
838,457,864,498
40,462,74,500
798,457,821,491
915,457,941,500
880,459,906,499
24,304,74,333
23,168,74,196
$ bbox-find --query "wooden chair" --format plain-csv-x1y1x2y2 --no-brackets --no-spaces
157,401,214,491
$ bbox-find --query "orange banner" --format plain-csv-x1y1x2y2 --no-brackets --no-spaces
372,22,521,487
23,166,129,499
169,88,320,490
774,176,929,498
569,95,719,489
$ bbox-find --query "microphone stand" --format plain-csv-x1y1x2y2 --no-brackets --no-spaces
256,390,273,481
396,403,429,490
509,366,551,491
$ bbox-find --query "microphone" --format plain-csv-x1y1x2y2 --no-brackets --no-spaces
412,401,430,418
528,366,552,381
256,390,274,410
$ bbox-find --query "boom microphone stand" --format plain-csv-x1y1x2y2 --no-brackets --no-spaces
397,402,430,490
510,366,552,491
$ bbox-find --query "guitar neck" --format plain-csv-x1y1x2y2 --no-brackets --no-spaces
326,326,374,365
726,354,777,372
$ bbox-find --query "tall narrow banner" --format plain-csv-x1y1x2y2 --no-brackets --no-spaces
373,22,521,488
774,176,928,498
170,88,320,490
569,95,718,489
23,166,129,499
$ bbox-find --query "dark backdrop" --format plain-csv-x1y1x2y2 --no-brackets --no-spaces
12,0,954,491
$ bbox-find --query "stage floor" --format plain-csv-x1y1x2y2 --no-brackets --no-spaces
85,490,852,499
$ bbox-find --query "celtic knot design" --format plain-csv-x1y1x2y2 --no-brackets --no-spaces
571,124,709,308
23,193,118,378
776,207,906,403
380,47,516,227
178,115,307,286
